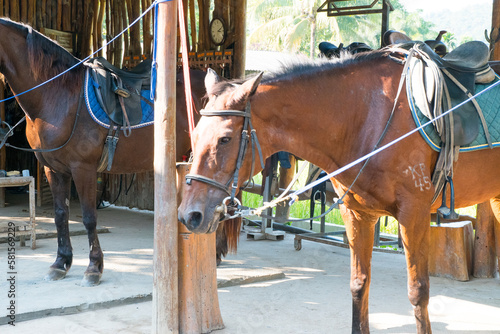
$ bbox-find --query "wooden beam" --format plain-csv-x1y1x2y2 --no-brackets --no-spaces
232,0,246,78
152,1,179,332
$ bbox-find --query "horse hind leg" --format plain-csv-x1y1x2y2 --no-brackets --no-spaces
44,169,73,281
73,169,103,286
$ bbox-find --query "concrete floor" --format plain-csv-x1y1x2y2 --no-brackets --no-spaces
1,192,500,333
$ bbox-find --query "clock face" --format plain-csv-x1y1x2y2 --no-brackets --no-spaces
210,18,226,45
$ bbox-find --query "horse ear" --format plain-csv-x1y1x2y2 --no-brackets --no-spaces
231,72,263,104
205,68,221,96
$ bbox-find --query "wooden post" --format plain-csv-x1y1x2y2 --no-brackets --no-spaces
428,221,474,281
153,1,179,333
177,164,225,333
232,0,247,78
473,202,497,278
491,0,500,60
275,155,295,221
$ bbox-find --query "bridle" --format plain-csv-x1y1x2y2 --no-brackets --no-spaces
185,102,265,216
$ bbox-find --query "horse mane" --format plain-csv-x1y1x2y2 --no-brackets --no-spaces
209,49,393,97
0,18,82,86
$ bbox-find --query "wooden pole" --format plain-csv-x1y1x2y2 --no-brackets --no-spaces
232,0,246,78
473,202,497,278
153,1,179,333
491,0,500,60
176,164,225,333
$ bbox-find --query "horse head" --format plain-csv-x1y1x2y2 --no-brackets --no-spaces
178,69,264,234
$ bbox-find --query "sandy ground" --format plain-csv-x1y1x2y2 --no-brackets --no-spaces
1,192,500,334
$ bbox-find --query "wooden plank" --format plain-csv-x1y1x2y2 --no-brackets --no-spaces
42,0,46,28
57,0,63,29
10,0,20,21
473,202,497,278
130,0,142,55
152,1,178,332
28,0,35,26
4,0,9,18
112,0,123,65
21,0,28,22
62,0,71,31
0,0,3,17
51,0,57,28
428,221,474,281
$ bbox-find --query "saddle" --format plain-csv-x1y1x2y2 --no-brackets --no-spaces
396,34,496,213
84,57,152,129
318,41,372,58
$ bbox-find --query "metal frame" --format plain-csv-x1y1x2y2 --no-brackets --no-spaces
317,0,394,17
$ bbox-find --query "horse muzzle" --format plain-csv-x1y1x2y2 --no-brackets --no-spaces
178,202,221,234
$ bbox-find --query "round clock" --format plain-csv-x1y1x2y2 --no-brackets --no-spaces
209,18,226,46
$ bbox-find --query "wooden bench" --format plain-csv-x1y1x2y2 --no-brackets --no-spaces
0,176,36,249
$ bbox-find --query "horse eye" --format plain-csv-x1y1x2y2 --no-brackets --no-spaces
218,137,232,145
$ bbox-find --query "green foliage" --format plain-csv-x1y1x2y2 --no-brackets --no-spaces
247,0,443,57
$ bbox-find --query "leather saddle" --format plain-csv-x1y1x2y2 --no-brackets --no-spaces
387,31,496,209
319,41,372,58
84,57,152,127
406,40,494,147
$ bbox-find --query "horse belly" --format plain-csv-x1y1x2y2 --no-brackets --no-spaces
436,148,500,209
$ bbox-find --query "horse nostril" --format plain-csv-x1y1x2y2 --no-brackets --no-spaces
187,211,203,229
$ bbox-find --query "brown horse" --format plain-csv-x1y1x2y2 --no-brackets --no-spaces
178,52,500,333
0,18,241,286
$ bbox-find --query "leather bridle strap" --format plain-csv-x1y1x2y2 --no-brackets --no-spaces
185,174,231,196
185,102,265,205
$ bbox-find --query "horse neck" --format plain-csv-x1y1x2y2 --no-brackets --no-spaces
0,22,79,121
250,58,403,175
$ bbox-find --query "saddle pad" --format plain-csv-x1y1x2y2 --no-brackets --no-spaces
409,76,500,152
84,69,154,129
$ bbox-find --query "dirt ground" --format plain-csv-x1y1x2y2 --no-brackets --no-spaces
1,192,500,334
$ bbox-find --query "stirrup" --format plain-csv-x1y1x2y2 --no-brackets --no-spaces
436,176,459,224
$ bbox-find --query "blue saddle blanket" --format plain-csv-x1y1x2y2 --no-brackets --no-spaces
409,77,500,152
84,69,154,129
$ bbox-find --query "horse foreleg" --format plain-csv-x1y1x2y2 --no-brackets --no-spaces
72,169,103,286
398,208,432,334
341,206,377,334
44,168,73,281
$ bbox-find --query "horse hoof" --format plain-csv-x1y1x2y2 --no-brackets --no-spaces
81,273,102,287
44,268,67,281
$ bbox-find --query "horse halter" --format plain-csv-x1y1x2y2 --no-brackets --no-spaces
185,102,265,213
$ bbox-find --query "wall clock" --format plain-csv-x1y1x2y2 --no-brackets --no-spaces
209,18,226,46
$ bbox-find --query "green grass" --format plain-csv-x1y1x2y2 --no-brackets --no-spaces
242,161,478,236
